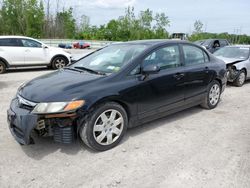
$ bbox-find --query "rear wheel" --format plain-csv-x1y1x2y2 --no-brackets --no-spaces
79,102,128,151
0,61,6,74
51,56,68,70
201,80,221,109
233,70,246,87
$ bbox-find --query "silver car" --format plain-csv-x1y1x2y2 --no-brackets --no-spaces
214,45,250,87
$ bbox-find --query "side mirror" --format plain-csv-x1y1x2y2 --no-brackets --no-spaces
42,44,48,49
142,64,160,74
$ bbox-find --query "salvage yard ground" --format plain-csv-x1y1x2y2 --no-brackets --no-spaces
0,56,250,187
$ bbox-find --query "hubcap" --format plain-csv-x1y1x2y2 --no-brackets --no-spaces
238,72,245,85
93,109,124,145
0,64,3,73
55,59,66,69
209,84,220,106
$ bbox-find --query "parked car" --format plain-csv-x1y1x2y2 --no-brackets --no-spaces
214,45,250,86
7,40,227,151
194,39,230,53
73,41,90,49
0,36,72,74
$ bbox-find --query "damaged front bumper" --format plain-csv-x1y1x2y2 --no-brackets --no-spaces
7,97,80,145
226,67,241,82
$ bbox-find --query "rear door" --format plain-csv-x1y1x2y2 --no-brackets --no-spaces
136,44,187,119
181,44,215,102
20,39,48,65
0,38,25,65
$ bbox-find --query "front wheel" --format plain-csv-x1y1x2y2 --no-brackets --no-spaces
79,102,128,151
51,56,68,70
201,80,221,109
0,61,6,74
233,70,246,87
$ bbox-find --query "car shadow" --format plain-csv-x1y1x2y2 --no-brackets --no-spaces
21,106,203,160
123,106,202,143
6,67,52,74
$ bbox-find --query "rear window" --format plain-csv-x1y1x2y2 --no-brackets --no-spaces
0,38,22,47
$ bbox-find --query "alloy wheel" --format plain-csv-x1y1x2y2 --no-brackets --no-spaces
55,58,66,69
93,109,124,145
238,72,245,85
209,84,220,106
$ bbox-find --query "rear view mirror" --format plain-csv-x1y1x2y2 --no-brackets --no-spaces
142,64,160,74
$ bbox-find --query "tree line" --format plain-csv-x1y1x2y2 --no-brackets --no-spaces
0,0,250,44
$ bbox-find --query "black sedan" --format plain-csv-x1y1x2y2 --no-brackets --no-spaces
7,40,227,151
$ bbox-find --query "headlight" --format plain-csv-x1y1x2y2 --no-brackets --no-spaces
32,100,85,114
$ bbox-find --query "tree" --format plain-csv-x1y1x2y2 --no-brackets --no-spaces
193,20,203,34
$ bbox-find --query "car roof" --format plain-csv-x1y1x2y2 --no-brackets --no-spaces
224,45,250,48
113,39,191,46
0,35,34,40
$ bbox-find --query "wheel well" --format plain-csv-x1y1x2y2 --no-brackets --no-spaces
50,55,69,65
0,57,9,68
91,99,131,120
215,78,222,89
241,68,247,76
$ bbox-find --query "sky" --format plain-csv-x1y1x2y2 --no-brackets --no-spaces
59,0,250,35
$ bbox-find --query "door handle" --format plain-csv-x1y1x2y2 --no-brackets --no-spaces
25,49,30,52
173,73,185,80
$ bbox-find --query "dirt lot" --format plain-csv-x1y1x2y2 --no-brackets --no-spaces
0,67,250,188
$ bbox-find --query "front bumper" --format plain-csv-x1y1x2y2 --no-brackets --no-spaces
7,97,77,145
7,98,38,145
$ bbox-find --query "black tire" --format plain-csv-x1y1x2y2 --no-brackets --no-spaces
0,61,6,74
51,56,68,70
201,80,221,109
233,70,246,87
79,102,128,151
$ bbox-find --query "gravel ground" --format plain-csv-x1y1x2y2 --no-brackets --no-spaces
0,67,250,188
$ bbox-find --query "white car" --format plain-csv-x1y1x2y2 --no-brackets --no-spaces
0,36,72,74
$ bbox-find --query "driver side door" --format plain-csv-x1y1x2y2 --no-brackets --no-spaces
136,45,187,120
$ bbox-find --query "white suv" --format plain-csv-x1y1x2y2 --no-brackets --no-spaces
0,36,72,74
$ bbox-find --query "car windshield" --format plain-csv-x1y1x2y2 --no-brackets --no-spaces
72,44,147,74
214,47,250,60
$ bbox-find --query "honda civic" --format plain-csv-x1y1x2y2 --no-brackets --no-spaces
7,40,227,151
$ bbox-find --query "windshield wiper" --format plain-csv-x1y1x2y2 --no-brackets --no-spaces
64,67,83,72
74,66,106,75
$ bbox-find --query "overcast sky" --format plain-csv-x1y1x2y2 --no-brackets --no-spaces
61,0,250,35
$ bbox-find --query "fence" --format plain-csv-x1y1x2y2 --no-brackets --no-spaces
40,39,115,49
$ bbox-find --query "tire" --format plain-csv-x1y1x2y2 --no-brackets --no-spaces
79,102,128,151
233,70,246,87
51,56,68,70
201,80,221,109
0,61,6,74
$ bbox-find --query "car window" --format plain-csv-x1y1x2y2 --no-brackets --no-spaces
0,38,23,47
142,45,181,70
183,45,208,65
220,40,228,47
21,39,42,48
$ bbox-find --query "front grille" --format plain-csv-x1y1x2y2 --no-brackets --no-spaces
53,126,74,144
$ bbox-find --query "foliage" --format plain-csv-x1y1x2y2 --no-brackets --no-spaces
0,1,249,44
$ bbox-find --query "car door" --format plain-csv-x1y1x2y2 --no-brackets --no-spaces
20,39,48,65
181,44,215,102
135,45,187,120
0,38,25,65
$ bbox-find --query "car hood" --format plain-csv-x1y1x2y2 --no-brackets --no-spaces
215,56,245,65
18,69,104,102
